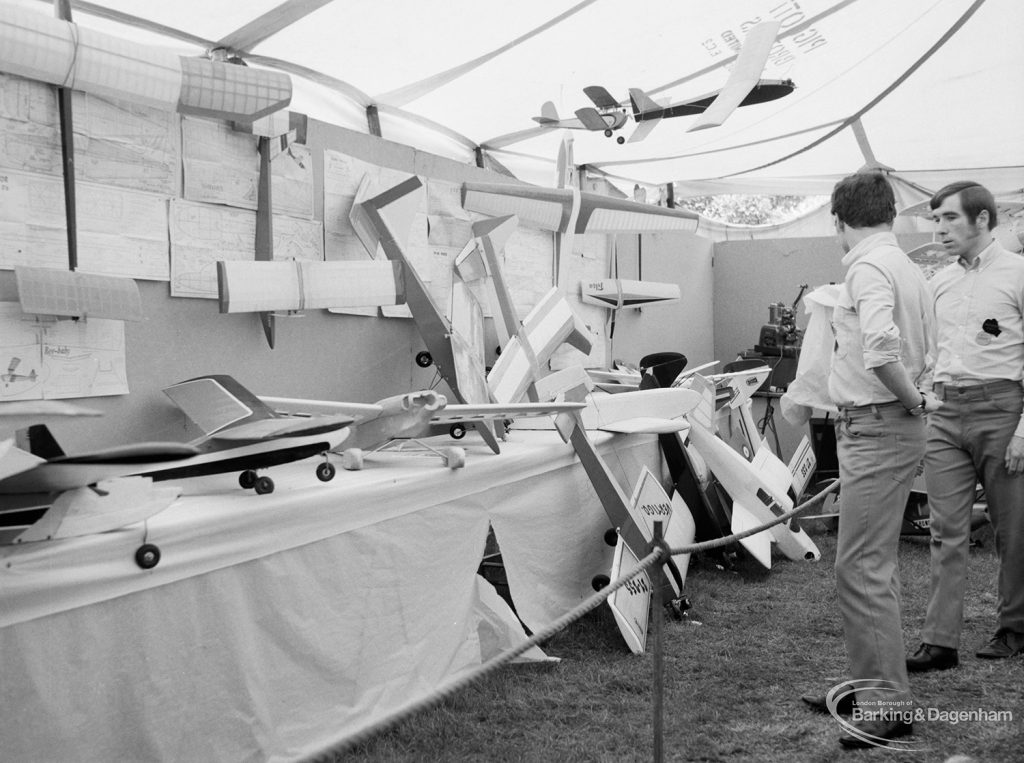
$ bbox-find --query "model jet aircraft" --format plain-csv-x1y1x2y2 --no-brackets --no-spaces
532,21,792,144
0,375,354,497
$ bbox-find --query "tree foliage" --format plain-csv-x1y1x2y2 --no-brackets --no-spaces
675,193,827,226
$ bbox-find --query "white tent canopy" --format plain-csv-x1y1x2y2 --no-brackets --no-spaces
6,0,1024,202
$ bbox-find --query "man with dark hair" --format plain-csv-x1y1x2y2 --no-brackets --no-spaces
801,172,939,748
907,181,1024,671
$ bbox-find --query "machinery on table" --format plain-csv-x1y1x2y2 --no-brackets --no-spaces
757,284,807,356
741,283,808,394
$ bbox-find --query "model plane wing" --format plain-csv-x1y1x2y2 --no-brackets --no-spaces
574,107,608,131
627,117,661,143
628,87,660,117
0,439,44,482
2,477,181,545
688,21,781,132
580,279,680,309
431,401,584,424
583,388,702,432
207,415,354,441
598,417,690,435
216,259,404,313
583,85,619,109
462,183,698,235
259,397,385,422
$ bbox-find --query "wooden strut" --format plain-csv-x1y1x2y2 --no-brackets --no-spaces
55,0,77,271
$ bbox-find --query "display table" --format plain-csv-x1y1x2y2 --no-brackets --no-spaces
1,428,662,761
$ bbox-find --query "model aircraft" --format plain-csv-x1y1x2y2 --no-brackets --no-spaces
543,382,704,652
0,375,354,497
580,279,680,310
351,175,506,452
259,389,585,471
532,85,630,139
531,21,791,144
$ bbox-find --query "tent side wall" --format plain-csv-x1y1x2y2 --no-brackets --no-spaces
610,231,715,370
0,121,519,453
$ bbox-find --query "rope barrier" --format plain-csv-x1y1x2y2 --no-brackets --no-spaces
298,477,841,761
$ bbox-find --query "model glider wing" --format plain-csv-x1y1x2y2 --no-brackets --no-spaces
430,401,585,424
583,388,702,433
462,182,698,235
688,21,781,132
217,260,404,313
627,117,661,143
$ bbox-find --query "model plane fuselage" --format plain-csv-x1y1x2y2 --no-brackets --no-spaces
0,375,354,495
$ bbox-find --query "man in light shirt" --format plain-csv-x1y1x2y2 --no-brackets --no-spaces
801,172,940,748
907,181,1024,671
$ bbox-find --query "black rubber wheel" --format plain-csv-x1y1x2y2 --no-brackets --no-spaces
415,351,433,368
255,476,275,494
604,129,613,137
617,136,625,144
604,528,618,547
135,543,161,569
450,424,467,440
316,462,336,482
592,574,610,591
239,470,258,489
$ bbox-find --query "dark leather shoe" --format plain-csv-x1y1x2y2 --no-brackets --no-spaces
906,642,959,672
801,691,855,715
839,718,913,749
976,630,1024,659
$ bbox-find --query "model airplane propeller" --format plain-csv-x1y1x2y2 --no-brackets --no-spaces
532,21,792,144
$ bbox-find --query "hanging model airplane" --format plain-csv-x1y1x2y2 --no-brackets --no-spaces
532,21,792,144
0,375,354,498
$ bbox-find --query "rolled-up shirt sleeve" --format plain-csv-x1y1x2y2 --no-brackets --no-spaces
849,261,902,369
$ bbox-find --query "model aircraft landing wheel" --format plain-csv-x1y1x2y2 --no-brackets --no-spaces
443,447,466,469
449,423,467,440
316,461,336,482
604,129,613,137
135,543,161,569
239,469,258,489
416,351,433,368
341,448,365,471
254,476,275,495
603,528,618,547
592,574,610,591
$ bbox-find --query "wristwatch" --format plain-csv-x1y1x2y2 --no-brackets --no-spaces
906,393,927,416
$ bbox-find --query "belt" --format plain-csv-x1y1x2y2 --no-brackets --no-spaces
933,379,1021,401
836,400,906,417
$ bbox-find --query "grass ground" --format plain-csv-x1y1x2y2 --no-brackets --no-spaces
340,522,1023,762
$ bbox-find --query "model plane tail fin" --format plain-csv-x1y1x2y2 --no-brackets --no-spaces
533,101,560,124
20,424,65,460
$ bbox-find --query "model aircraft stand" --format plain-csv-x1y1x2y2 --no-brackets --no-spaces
300,479,840,762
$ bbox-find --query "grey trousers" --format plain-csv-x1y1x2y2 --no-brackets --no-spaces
922,381,1024,646
835,403,925,707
